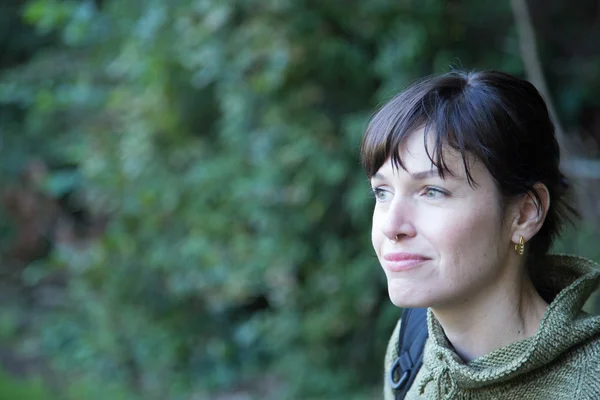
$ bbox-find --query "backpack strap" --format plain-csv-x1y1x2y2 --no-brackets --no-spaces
390,308,428,400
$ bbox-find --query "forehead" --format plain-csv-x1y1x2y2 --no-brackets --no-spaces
391,128,475,179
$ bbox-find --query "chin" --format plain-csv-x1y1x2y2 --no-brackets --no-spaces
388,287,430,309
386,276,434,308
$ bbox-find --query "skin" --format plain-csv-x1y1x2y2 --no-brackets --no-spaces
371,128,550,362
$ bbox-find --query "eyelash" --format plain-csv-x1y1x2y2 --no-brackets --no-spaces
371,187,389,201
421,186,447,199
370,186,449,201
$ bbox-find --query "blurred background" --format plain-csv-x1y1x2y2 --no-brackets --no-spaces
0,0,599,399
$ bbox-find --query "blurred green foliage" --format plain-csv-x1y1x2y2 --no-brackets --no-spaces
0,0,598,399
0,369,54,400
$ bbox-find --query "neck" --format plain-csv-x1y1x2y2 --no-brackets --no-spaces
431,268,548,362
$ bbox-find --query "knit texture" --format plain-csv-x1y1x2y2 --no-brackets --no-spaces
383,254,600,400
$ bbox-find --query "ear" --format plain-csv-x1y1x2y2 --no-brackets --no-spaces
510,183,550,244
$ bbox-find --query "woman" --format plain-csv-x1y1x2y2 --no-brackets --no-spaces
361,70,600,399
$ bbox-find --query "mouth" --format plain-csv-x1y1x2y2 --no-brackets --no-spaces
382,252,430,272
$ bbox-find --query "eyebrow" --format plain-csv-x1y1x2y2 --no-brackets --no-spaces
372,169,443,181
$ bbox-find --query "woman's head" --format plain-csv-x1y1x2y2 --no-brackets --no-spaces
362,70,578,307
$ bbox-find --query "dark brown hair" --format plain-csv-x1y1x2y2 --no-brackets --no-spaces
361,70,578,265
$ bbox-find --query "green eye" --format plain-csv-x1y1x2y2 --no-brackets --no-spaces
372,188,390,201
423,187,445,199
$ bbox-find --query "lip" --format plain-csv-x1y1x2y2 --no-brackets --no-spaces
383,252,430,272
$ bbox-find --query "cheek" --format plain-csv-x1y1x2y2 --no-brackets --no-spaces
432,205,504,272
371,211,384,255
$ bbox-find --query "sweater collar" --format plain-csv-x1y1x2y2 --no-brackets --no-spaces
420,254,600,394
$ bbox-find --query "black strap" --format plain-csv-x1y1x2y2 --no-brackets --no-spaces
390,308,428,400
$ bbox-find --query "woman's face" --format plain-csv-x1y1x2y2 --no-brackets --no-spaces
370,129,516,309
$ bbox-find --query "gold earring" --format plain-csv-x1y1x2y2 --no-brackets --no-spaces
514,235,525,256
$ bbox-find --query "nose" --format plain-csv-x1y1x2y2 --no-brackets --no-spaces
380,196,417,242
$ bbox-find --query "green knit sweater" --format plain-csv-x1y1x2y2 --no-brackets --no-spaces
383,254,600,400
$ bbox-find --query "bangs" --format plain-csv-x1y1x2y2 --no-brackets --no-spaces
360,72,498,187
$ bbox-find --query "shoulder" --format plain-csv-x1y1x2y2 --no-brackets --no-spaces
384,318,402,371
383,318,401,400
383,309,430,399
574,333,600,397
536,331,600,398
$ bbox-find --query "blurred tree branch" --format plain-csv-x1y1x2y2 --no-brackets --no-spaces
510,0,566,144
511,0,600,180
